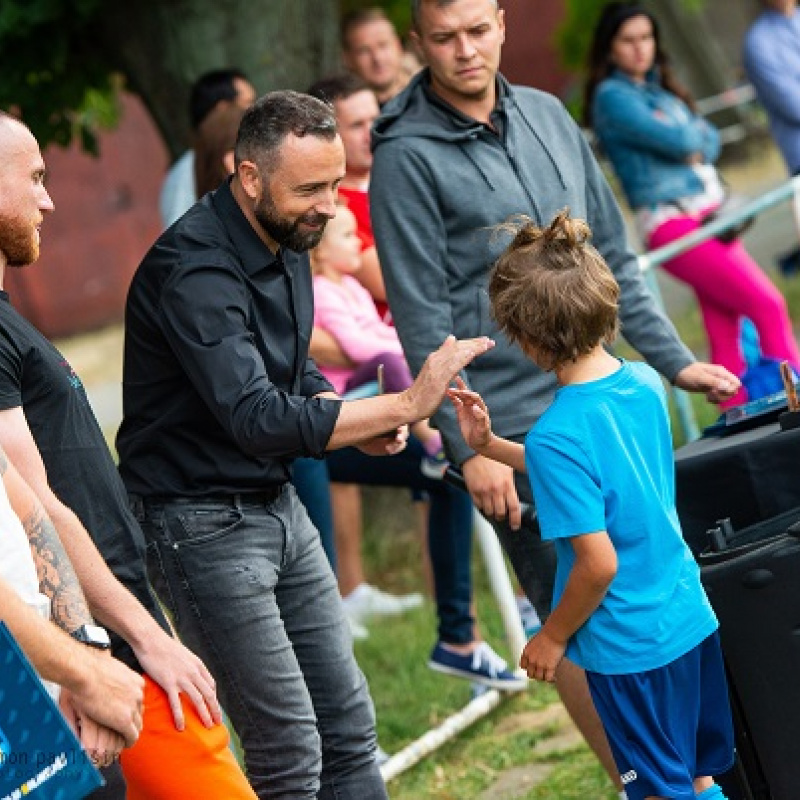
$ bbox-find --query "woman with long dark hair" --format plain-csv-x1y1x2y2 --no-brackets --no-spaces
585,2,800,405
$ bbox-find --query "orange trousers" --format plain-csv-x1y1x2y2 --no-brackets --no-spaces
120,675,257,799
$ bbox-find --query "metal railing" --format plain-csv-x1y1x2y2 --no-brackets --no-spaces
695,83,762,146
695,84,757,117
638,175,800,443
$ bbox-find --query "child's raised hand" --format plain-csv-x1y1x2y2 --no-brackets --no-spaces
447,377,493,451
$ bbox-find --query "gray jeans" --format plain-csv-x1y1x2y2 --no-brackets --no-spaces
490,472,557,622
132,485,387,800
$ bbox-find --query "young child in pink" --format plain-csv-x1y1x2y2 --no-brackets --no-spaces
311,204,444,465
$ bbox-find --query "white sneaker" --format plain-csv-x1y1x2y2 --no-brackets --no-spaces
347,615,369,641
516,596,542,638
342,583,423,624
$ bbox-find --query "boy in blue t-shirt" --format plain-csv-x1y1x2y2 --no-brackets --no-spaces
448,210,734,800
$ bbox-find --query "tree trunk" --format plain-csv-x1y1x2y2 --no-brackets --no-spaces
93,0,341,160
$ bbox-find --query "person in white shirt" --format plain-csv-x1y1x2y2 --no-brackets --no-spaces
159,68,256,228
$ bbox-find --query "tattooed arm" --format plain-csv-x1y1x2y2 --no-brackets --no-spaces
0,578,144,747
0,446,93,633
0,447,143,757
0,406,221,731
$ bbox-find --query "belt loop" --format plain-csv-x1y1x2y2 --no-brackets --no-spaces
128,493,143,519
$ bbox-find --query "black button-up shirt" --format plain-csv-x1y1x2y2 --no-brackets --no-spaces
117,179,342,496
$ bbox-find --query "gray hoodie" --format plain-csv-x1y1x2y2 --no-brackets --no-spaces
370,70,694,465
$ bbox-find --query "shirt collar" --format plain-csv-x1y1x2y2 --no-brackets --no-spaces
211,177,284,276
421,69,509,136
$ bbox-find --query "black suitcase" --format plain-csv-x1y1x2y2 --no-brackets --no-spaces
698,507,800,800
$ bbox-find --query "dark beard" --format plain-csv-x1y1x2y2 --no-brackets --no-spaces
253,192,329,253
0,211,38,267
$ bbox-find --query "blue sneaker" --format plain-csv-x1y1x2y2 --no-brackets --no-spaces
428,642,528,692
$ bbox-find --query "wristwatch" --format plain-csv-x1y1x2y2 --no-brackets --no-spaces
71,624,112,650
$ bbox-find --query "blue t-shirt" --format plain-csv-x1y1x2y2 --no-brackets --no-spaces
525,360,717,675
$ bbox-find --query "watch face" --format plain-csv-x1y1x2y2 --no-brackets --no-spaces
74,624,111,649
84,625,111,646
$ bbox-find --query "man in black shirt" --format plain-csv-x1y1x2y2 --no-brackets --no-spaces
0,112,259,798
117,90,493,800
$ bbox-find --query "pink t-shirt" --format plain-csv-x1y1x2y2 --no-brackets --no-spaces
313,274,403,394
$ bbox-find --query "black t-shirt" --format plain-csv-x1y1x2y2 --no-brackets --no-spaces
0,292,170,671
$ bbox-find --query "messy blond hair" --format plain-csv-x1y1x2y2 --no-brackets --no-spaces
489,209,620,370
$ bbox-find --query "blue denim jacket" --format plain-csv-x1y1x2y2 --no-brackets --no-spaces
592,70,720,209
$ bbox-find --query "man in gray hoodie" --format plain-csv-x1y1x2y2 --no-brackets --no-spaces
370,0,740,792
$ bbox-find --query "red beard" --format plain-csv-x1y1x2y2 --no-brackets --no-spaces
0,211,38,267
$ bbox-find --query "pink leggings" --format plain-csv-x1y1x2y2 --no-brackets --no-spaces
649,215,800,406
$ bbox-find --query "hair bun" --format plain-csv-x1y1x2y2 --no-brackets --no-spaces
494,209,592,256
544,208,591,247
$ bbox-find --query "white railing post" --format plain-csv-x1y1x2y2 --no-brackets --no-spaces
381,506,528,784
473,510,528,664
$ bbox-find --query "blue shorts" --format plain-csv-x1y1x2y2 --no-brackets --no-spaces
586,632,734,800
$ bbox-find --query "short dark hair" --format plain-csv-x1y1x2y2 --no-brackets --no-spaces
234,91,337,173
341,8,395,49
307,73,371,106
189,68,250,130
411,0,498,30
489,210,620,370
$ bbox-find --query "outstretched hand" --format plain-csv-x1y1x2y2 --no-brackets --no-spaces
674,362,741,404
449,377,524,530
406,335,495,420
447,377,493,452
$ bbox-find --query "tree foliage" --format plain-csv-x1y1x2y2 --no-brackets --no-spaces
0,0,340,157
0,0,120,154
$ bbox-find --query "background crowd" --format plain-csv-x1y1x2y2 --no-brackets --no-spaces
1,1,799,799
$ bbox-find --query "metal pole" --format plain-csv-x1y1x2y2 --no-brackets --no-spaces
381,508,527,784
639,179,800,272
643,269,701,442
473,510,528,665
380,687,504,782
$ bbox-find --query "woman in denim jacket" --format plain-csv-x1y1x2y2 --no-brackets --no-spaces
585,2,800,405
